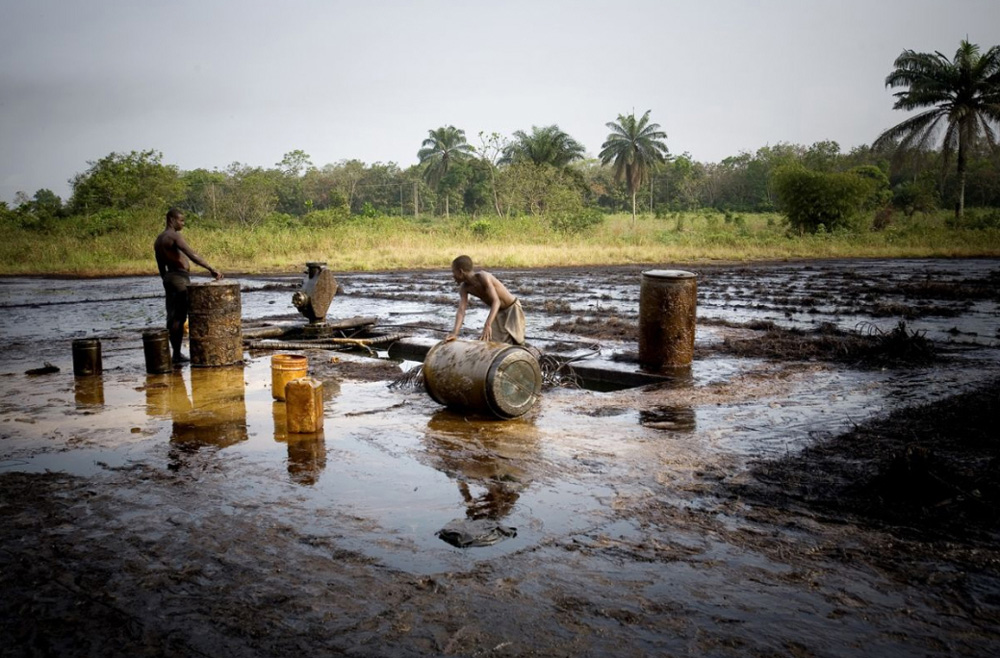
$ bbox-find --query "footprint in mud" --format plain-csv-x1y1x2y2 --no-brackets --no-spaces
639,406,696,432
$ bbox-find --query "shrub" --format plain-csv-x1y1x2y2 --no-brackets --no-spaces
303,207,351,228
470,219,494,239
772,165,876,233
549,209,604,235
892,180,938,217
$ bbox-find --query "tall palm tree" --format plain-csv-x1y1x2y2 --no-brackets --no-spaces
501,124,586,168
873,40,1000,219
417,126,473,218
599,110,669,223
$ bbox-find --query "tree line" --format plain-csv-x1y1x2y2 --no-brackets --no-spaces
3,40,998,234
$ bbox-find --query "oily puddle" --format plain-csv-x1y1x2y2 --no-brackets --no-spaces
3,341,1000,573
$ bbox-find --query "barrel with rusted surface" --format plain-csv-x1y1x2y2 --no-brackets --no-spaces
423,339,542,419
271,353,308,401
72,338,102,376
639,269,697,370
188,281,243,367
142,329,172,374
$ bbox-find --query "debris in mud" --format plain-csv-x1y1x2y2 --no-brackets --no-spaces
548,316,637,341
436,518,517,548
710,320,937,368
310,356,403,382
639,406,696,432
729,378,1000,540
389,364,425,390
24,362,59,375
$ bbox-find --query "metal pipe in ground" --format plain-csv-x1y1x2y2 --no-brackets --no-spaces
638,270,697,371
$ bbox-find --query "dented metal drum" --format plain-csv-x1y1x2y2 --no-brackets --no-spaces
142,329,172,374
72,338,102,377
423,340,542,419
188,281,243,367
639,270,697,370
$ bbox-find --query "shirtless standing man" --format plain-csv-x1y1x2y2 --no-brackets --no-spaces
154,208,223,364
447,255,526,345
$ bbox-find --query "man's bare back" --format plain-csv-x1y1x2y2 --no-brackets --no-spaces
448,255,525,344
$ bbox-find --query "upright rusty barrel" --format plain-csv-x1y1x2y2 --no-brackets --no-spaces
639,269,697,370
72,338,102,376
142,329,172,374
423,340,542,419
188,281,242,367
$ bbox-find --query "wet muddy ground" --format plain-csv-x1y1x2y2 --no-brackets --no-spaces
1,259,999,656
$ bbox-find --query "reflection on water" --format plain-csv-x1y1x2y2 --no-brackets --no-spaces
287,435,327,486
73,375,105,408
169,366,248,451
424,410,540,521
639,405,697,432
143,373,174,417
272,399,328,486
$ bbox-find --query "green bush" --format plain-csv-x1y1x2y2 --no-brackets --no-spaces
549,209,604,235
67,209,132,237
772,165,876,233
892,181,938,217
948,208,1000,230
303,207,351,228
470,219,494,239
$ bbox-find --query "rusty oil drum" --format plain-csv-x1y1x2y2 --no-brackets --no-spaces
72,338,102,376
423,339,542,419
142,329,172,374
638,269,697,370
188,281,243,367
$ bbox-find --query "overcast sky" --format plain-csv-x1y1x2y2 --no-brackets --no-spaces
1,0,998,203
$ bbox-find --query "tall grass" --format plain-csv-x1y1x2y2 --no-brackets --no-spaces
2,209,998,276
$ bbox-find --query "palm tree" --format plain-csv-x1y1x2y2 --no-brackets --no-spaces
501,124,586,168
873,40,1000,219
417,126,473,218
599,110,669,223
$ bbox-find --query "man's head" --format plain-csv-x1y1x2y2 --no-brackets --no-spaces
166,208,185,230
451,255,473,283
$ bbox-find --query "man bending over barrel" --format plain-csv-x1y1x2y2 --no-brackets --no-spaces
154,208,223,364
447,255,525,345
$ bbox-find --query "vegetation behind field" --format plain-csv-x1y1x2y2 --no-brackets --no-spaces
3,209,998,277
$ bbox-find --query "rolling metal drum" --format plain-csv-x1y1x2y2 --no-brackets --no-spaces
72,338,102,376
423,339,542,419
639,269,697,370
188,281,243,367
142,329,172,374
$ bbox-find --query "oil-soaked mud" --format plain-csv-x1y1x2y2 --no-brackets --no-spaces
2,259,1000,656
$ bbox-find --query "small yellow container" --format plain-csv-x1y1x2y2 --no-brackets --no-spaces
271,354,308,401
286,377,324,434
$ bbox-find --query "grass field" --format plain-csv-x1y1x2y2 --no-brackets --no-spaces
2,210,999,276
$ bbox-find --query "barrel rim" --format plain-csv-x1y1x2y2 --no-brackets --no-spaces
641,269,697,280
188,280,241,288
484,346,542,419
